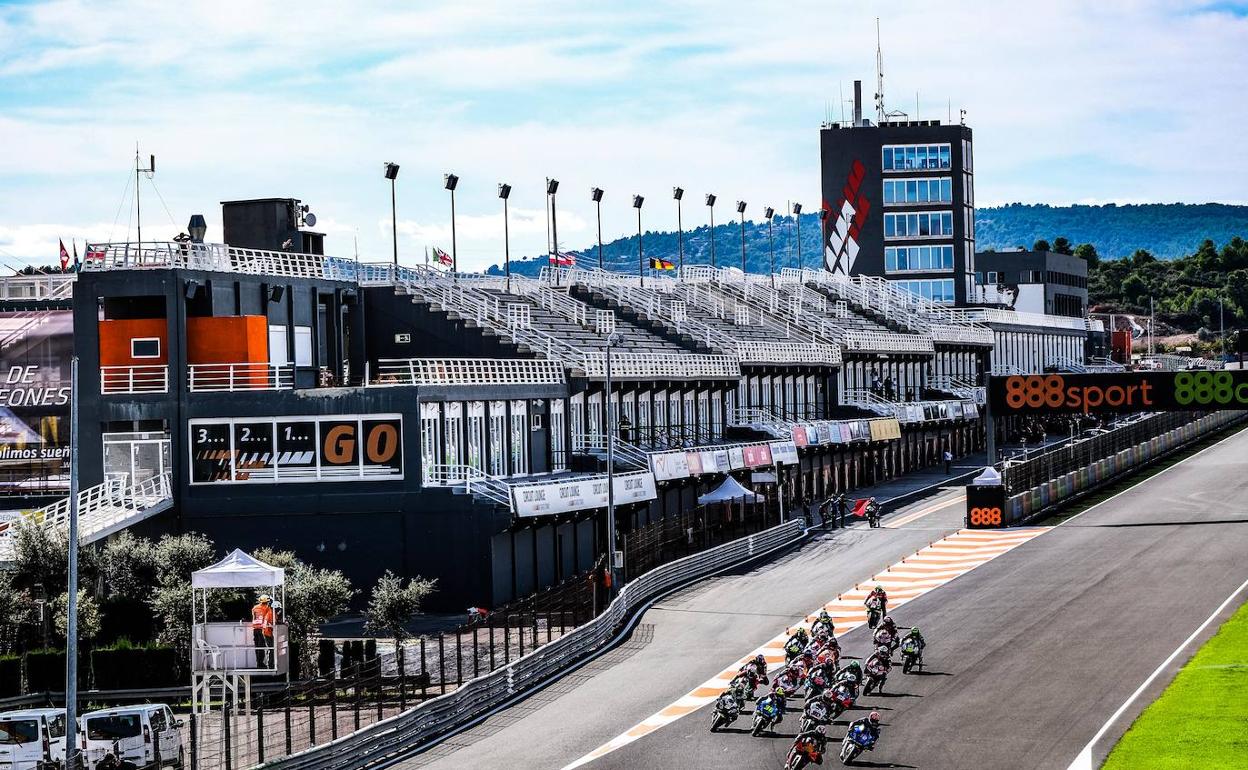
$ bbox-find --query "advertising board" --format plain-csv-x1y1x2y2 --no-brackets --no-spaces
0,310,73,495
987,372,1248,415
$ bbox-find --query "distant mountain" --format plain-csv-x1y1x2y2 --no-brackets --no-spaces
487,202,1248,277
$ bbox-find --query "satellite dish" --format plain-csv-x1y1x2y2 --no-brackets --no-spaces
304,212,317,228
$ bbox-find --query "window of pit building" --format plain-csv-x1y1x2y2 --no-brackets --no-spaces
882,143,951,172
131,338,161,359
886,245,954,272
883,178,952,205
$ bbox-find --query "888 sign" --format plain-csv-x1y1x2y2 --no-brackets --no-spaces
989,370,1248,415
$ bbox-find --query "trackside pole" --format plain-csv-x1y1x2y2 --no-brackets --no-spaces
985,390,996,467
65,357,80,770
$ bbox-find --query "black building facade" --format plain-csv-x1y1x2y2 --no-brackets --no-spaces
820,118,976,306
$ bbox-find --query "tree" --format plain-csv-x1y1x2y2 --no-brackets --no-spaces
1051,237,1074,255
1074,242,1099,267
147,533,218,652
1131,248,1157,266
1033,239,1051,252
53,590,101,645
97,531,157,602
252,548,355,676
364,571,437,651
1121,274,1149,306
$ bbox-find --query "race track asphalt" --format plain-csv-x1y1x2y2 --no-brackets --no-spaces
406,424,1248,770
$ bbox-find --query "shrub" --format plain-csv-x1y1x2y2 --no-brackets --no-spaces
91,641,181,690
0,655,20,697
317,639,336,677
24,649,66,693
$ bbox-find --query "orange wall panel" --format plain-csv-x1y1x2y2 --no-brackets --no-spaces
98,319,168,366
187,316,269,364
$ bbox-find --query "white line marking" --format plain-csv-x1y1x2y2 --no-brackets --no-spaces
1066,575,1248,770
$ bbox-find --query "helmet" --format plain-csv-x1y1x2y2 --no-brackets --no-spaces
909,627,920,636
754,654,767,668
815,724,827,735
848,660,862,671
882,615,894,626
876,645,890,656
818,609,831,620
258,594,272,603
874,584,884,593
868,711,881,724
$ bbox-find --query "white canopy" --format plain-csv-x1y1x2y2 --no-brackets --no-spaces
971,467,1003,486
698,475,764,505
192,548,285,589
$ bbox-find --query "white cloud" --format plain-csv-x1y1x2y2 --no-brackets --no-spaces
0,0,1245,272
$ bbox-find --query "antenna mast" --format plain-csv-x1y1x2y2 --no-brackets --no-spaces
134,144,155,245
874,18,885,123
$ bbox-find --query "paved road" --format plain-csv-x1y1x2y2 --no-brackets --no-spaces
402,486,969,769
406,424,1248,769
588,425,1248,770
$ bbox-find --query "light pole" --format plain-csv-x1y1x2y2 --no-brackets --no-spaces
384,163,400,270
792,202,803,271
605,331,624,595
547,178,560,283
498,183,512,291
591,187,605,270
443,173,459,272
633,195,645,287
64,357,80,770
765,207,776,287
705,193,717,268
673,187,685,273
736,201,748,273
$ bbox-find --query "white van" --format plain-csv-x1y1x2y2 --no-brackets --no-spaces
79,706,183,770
0,708,70,770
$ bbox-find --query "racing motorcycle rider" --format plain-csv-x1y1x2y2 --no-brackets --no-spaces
773,665,804,696
811,609,836,638
846,711,883,750
757,687,788,724
785,627,811,661
864,586,888,627
735,653,770,697
834,660,864,697
901,626,925,657
864,645,893,694
789,724,828,766
873,616,899,654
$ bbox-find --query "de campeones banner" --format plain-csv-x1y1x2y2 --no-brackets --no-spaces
987,371,1248,415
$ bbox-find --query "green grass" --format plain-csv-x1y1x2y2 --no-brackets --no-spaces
1102,599,1248,769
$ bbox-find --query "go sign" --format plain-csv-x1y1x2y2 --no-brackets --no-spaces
988,371,1248,415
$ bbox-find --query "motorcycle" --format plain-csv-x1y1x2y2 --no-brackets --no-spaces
799,695,833,734
865,599,885,630
901,639,923,674
751,694,784,736
805,667,834,698
730,672,760,703
786,735,825,770
710,690,742,732
839,723,878,765
826,681,856,719
862,664,888,696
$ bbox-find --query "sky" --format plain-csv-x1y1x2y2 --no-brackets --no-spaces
0,0,1246,272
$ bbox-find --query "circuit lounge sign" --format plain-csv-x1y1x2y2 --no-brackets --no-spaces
511,471,658,517
987,371,1248,415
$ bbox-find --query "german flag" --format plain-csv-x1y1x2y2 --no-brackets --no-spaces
649,257,675,271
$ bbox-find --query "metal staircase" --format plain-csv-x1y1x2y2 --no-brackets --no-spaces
0,472,173,563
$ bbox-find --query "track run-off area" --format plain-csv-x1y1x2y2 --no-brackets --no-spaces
405,425,1248,770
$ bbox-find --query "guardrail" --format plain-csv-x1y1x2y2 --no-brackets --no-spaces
372,358,566,387
422,465,513,509
254,517,806,770
843,329,934,354
189,363,293,392
101,364,169,394
580,351,741,380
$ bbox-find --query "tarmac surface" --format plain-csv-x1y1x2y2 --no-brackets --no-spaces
404,426,1248,770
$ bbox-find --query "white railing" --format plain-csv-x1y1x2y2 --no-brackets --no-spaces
0,472,173,562
423,465,513,509
100,364,169,394
843,330,935,354
372,358,566,387
1085,356,1126,373
944,307,1089,331
1046,356,1087,373
83,242,360,280
729,407,792,437
188,363,293,391
990,364,1029,376
0,273,76,301
929,375,987,404
929,323,995,346
580,352,741,380
514,278,590,327
841,388,909,419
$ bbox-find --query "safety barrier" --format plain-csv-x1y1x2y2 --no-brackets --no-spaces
254,518,807,770
1003,410,1248,523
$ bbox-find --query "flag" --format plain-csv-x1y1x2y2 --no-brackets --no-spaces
649,257,675,271
58,239,70,272
85,244,107,264
1128,316,1145,339
549,251,577,267
433,247,453,267
72,241,79,272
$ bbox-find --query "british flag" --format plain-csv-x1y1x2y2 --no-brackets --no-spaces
825,159,871,276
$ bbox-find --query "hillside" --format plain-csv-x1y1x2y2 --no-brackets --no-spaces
487,202,1248,277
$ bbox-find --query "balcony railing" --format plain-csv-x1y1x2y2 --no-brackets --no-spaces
0,274,76,301
843,330,935,354
373,358,566,386
100,364,169,394
188,362,293,391
83,242,359,281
